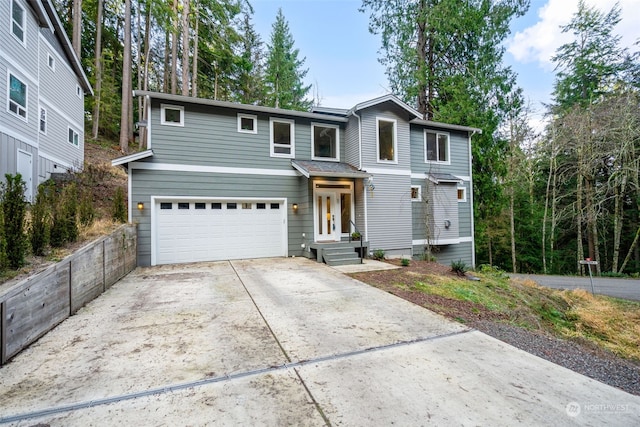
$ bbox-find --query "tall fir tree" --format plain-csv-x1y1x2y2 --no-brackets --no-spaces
264,9,312,111
234,11,266,105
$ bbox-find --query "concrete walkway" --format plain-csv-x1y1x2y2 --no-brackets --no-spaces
0,258,638,426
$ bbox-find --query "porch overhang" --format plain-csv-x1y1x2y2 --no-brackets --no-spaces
111,149,154,169
426,173,462,184
292,160,371,179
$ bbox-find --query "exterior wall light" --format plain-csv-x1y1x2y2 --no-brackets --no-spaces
292,203,298,212
137,202,144,211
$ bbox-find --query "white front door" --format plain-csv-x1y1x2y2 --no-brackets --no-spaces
316,191,339,241
17,150,32,202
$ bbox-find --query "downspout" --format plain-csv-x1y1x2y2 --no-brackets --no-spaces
468,130,477,269
145,94,152,149
353,110,368,242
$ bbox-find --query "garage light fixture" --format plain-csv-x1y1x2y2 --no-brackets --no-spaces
137,202,144,211
292,203,298,212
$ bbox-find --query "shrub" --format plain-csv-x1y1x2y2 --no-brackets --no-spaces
78,189,95,227
50,182,79,247
450,259,467,276
29,182,54,256
1,174,28,269
0,199,6,272
401,257,410,267
372,249,385,260
112,187,127,223
477,264,508,279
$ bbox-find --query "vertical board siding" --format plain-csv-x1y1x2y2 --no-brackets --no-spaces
0,225,137,365
365,173,412,251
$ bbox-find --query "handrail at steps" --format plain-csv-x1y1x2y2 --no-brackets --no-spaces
348,220,364,264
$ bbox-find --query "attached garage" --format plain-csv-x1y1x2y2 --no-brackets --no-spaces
152,197,288,265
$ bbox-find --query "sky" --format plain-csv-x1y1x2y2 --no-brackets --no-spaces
250,0,639,130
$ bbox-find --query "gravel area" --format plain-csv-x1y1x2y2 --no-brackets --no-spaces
473,320,640,396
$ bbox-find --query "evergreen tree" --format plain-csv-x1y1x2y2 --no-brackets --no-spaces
234,11,266,105
264,9,312,111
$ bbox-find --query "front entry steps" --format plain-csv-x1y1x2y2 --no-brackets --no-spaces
309,241,369,266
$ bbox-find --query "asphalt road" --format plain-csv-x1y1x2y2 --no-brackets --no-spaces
510,274,640,302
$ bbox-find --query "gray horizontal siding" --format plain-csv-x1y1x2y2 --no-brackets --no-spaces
360,103,411,170
413,241,474,268
410,125,471,177
365,173,412,251
345,115,359,168
150,101,345,168
131,169,310,266
38,102,83,170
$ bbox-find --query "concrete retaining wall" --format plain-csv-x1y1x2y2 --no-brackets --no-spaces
0,224,137,365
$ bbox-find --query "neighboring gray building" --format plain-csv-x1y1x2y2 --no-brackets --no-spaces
113,91,480,267
1,0,92,201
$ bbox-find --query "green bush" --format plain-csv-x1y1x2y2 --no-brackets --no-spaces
372,249,385,260
401,257,410,267
1,174,28,269
78,189,95,227
29,182,54,256
0,199,6,272
450,259,467,276
112,187,127,223
50,182,79,247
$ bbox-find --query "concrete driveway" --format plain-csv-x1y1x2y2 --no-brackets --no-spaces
0,258,638,426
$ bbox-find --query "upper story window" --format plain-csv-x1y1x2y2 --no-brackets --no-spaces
411,185,421,202
76,85,82,98
11,0,26,44
68,127,79,146
377,118,397,163
160,104,184,127
270,118,295,158
39,106,47,133
312,123,339,161
47,54,55,71
425,130,450,164
457,187,467,202
8,73,27,120
238,113,257,134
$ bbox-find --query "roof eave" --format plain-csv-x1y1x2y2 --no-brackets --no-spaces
111,149,154,167
410,119,482,134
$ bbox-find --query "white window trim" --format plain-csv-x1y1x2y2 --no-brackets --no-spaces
311,122,340,162
47,53,55,71
237,113,257,134
7,71,28,122
68,126,80,147
424,130,451,165
160,104,184,127
411,185,422,202
269,117,295,159
376,117,398,164
457,186,467,202
11,0,26,46
39,105,47,134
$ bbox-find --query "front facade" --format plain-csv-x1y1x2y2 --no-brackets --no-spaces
114,91,480,267
0,0,92,201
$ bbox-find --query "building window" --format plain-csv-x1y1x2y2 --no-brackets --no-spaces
48,54,55,71
178,203,189,209
68,127,79,146
411,185,421,202
270,118,295,158
238,113,257,134
257,203,266,209
76,85,82,98
160,104,184,126
8,73,27,120
160,203,172,209
11,0,25,44
377,118,397,163
425,131,450,163
227,203,237,209
39,107,46,134
211,203,222,209
457,187,467,202
195,202,206,209
270,203,280,209
312,124,339,161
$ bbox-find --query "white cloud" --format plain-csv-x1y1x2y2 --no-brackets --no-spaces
508,0,640,70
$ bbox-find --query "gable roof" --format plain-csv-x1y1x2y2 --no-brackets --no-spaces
348,94,423,119
35,0,93,95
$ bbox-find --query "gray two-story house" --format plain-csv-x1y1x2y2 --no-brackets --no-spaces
113,91,480,268
1,0,92,201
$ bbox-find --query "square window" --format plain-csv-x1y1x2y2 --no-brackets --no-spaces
312,124,339,161
195,202,206,209
257,203,266,210
227,203,237,209
39,107,47,134
178,203,189,209
48,54,55,71
457,187,467,202
8,73,27,119
211,202,222,209
238,113,257,134
270,118,295,158
160,203,173,209
377,118,396,162
160,104,184,126
68,127,79,146
11,0,25,43
425,131,450,163
411,186,421,202
270,203,280,209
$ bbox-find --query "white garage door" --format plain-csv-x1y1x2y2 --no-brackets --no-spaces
154,199,287,265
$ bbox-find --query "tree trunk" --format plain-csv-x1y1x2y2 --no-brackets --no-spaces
171,0,178,95
72,0,82,58
191,7,199,98
181,0,190,96
163,31,170,93
416,0,428,119
91,0,103,140
140,4,151,149
119,0,132,154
